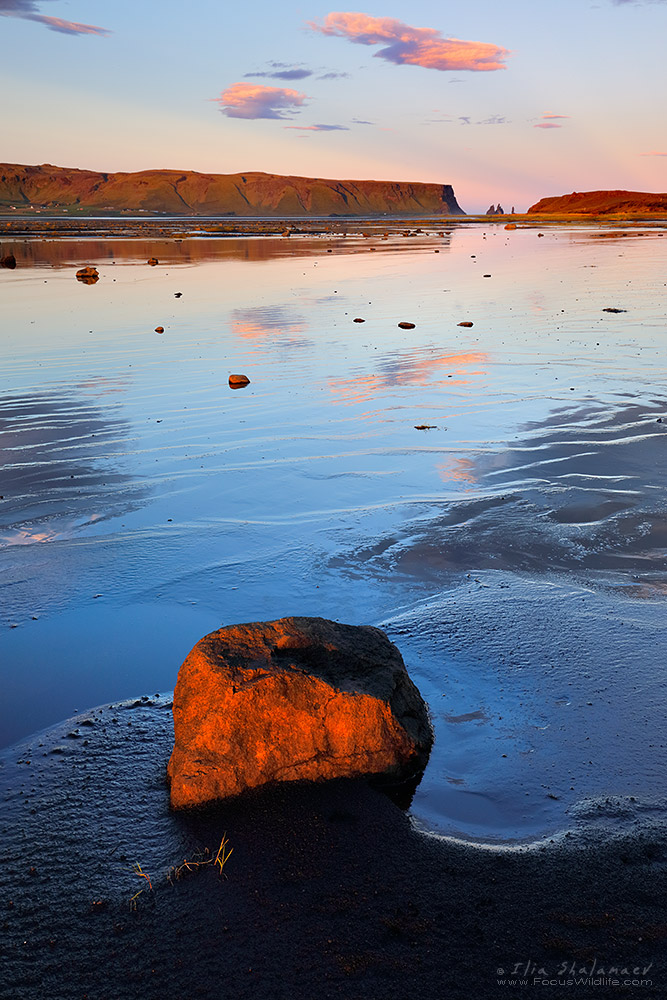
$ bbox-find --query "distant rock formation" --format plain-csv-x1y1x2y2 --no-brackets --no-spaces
528,190,667,215
0,162,465,217
485,203,505,216
167,616,433,808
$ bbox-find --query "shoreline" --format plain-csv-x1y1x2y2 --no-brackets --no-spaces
1,700,665,998
2,213,667,243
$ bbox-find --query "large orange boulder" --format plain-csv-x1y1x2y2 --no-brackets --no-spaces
167,617,433,808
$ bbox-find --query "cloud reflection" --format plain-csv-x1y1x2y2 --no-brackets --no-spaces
328,350,488,408
230,305,312,352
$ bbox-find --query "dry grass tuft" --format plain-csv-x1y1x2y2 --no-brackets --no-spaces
168,835,233,885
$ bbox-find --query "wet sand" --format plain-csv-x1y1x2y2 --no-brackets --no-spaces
1,700,663,1000
1,218,666,996
3,213,667,243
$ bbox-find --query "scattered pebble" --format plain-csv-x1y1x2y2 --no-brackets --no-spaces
155,326,164,333
147,258,159,266
602,307,627,313
353,318,365,323
458,321,473,327
398,321,416,329
229,374,250,388
1,253,17,269
414,424,437,430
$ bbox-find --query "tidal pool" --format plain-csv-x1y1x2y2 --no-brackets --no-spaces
1,221,665,842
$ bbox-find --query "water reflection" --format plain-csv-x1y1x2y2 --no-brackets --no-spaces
0,382,144,547
328,350,488,407
7,233,448,269
230,305,311,351
9,237,323,268
338,398,667,583
567,228,667,245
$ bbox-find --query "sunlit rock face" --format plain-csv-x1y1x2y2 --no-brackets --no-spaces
167,617,433,808
528,189,667,214
0,162,465,216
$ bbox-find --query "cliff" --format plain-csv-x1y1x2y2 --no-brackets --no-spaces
528,190,667,215
0,163,464,217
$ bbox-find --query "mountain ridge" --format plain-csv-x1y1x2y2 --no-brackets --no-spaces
0,162,465,217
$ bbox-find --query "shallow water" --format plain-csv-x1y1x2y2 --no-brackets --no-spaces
1,222,665,841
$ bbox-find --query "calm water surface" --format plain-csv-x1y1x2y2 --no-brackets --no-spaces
1,223,666,841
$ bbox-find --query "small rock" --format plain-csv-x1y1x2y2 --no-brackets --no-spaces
353,318,365,323
174,292,182,298
155,326,164,333
602,307,627,313
229,374,250,388
147,258,159,266
398,321,416,329
414,425,436,430
75,266,99,284
457,321,473,327
483,274,491,278
1,253,17,269
504,223,516,231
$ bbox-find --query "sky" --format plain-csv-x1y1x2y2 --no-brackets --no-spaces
0,0,666,211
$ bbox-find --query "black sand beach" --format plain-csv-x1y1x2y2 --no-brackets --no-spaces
1,699,663,1000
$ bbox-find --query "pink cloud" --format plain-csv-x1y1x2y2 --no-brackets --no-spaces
534,113,568,129
0,1,110,34
284,123,349,131
309,12,509,72
640,150,667,156
215,83,308,120
34,14,110,35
